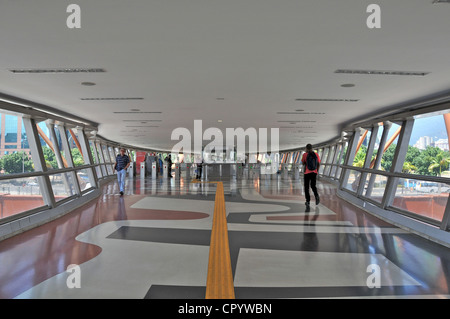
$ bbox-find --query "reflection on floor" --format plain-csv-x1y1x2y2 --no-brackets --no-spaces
0,175,449,299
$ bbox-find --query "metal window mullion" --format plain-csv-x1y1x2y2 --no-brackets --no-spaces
46,123,64,169
22,117,56,208
90,140,103,179
334,142,345,179
440,195,450,231
366,122,392,197
324,145,334,176
103,144,114,175
96,142,107,177
381,119,415,209
330,143,341,177
58,125,81,196
46,122,73,195
340,129,361,190
77,128,99,189
357,125,379,196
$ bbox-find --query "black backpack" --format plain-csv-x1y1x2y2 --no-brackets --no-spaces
306,152,318,170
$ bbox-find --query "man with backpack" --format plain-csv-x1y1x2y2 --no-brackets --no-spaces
301,144,321,206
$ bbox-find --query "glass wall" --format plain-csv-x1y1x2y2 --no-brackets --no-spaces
332,111,450,230
0,109,124,223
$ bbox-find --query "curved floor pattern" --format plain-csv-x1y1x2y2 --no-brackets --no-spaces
1,176,449,299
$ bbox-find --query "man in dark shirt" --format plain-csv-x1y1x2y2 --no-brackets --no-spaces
166,155,173,178
113,148,130,195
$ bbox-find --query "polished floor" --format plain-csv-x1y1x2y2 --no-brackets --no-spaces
0,174,449,299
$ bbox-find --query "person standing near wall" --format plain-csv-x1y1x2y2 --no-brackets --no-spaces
113,148,130,196
301,144,321,207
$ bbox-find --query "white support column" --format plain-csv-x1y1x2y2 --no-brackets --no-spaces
96,142,107,177
441,196,450,231
91,141,103,179
381,119,415,209
340,128,362,190
76,128,99,189
45,122,72,194
57,125,81,196
366,121,392,197
22,117,56,208
357,125,380,196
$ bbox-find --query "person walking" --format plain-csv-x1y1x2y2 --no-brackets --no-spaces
196,158,203,180
113,148,130,196
301,144,321,207
166,155,173,178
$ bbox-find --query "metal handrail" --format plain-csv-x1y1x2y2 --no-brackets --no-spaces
339,164,450,185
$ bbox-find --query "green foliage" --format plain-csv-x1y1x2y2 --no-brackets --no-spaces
0,152,34,174
412,146,450,176
353,145,367,167
71,148,85,166
355,143,450,176
42,146,58,169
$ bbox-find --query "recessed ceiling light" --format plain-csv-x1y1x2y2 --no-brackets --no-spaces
217,120,223,123
81,82,96,86
341,83,355,88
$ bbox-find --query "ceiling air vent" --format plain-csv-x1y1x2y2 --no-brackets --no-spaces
81,97,143,101
335,69,429,76
277,112,326,115
432,0,450,3
113,111,162,114
122,120,162,122
294,98,359,102
9,68,106,73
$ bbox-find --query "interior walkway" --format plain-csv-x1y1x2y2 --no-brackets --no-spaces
0,175,449,299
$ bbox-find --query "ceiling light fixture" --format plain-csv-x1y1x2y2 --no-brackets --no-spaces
114,111,162,114
81,97,144,101
294,98,359,102
335,69,429,76
9,68,106,73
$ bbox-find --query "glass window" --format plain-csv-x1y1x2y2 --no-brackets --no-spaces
380,122,401,172
391,178,449,223
67,129,85,167
76,168,94,192
403,112,450,177
50,172,76,201
0,177,46,219
364,173,388,203
36,122,59,170
353,129,371,167
0,115,35,175
4,114,18,143
344,169,361,193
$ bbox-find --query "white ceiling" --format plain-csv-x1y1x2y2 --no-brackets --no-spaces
1,0,450,151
